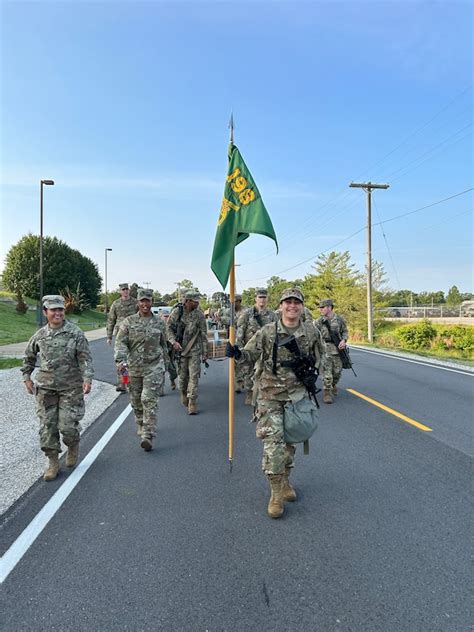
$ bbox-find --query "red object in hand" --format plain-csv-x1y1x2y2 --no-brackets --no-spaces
121,367,129,385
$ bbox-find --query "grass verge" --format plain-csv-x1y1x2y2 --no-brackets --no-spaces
0,357,23,369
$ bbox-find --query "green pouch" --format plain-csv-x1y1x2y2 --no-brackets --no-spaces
283,397,319,444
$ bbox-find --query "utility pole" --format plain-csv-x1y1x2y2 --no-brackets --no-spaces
349,181,389,343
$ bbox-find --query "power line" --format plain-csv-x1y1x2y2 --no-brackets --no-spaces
373,197,401,290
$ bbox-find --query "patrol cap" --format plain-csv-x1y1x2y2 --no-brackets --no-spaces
184,290,200,301
42,295,65,309
280,288,304,303
137,288,153,301
256,287,268,297
319,299,333,308
119,283,129,290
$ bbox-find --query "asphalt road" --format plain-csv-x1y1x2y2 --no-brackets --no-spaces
1,343,472,631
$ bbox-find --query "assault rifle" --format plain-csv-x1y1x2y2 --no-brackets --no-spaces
170,303,185,366
321,320,357,377
277,335,320,408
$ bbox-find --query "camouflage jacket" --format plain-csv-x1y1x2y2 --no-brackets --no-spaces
315,314,348,355
236,307,276,347
166,306,207,357
107,297,138,339
238,319,325,402
220,306,244,327
21,320,94,390
115,313,169,376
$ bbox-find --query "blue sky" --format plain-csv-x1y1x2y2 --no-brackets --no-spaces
1,0,472,298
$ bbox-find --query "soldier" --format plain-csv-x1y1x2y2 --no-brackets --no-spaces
106,283,138,392
226,288,325,518
236,288,276,404
167,290,208,415
114,288,169,451
315,299,349,404
160,310,177,393
220,294,245,392
21,295,94,481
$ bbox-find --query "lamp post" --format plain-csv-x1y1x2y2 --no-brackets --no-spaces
104,248,113,314
39,179,55,327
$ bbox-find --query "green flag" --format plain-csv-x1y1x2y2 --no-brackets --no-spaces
211,143,278,289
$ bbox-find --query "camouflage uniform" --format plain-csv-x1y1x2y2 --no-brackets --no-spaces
107,286,138,389
238,318,324,475
316,313,348,390
220,296,245,391
22,318,94,454
115,308,169,441
236,306,276,396
166,296,207,408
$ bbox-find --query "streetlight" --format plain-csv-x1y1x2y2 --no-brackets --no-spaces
39,179,55,326
104,248,113,314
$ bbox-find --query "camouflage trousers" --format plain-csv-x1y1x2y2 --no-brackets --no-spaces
322,354,343,389
35,386,85,453
235,361,245,390
167,345,178,383
242,364,255,393
255,399,296,475
179,352,201,402
129,368,164,439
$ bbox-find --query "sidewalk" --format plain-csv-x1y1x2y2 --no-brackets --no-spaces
0,327,108,358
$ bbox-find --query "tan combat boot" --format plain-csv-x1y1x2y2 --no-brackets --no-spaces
171,380,176,390
180,391,188,407
244,391,253,406
43,451,60,481
267,475,284,518
332,385,338,397
281,468,297,502
188,400,197,415
65,442,79,468
136,423,143,437
323,388,333,404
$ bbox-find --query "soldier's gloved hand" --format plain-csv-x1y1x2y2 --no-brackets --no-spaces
225,342,241,359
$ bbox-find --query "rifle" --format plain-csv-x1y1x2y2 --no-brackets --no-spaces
277,334,321,408
253,307,264,328
321,319,357,377
170,304,185,367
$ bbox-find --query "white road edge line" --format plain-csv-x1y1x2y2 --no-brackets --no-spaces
352,347,473,376
0,404,132,585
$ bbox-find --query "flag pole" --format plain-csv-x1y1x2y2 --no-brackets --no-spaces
228,261,236,471
228,112,235,471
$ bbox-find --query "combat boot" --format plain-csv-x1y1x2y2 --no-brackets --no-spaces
116,381,126,393
171,380,176,390
180,391,188,407
43,451,60,481
332,385,338,397
267,475,284,518
140,437,153,452
281,468,297,502
244,391,253,406
158,384,165,397
188,400,197,415
65,441,79,468
136,423,143,437
323,388,333,404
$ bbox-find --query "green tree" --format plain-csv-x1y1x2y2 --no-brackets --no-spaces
302,251,365,324
3,233,102,307
446,285,462,305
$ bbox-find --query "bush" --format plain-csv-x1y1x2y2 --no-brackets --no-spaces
436,326,474,352
15,290,28,314
395,320,437,350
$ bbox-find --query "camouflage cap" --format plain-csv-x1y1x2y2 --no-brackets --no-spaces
280,288,304,303
184,290,200,301
137,288,153,301
119,283,129,290
256,287,268,297
42,295,65,309
319,299,333,308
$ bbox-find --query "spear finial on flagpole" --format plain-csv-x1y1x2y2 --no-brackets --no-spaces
229,112,234,145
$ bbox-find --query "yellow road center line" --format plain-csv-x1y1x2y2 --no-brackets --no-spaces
346,388,433,432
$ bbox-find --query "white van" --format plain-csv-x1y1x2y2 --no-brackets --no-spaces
151,306,173,319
